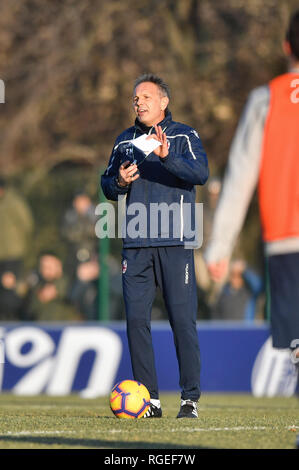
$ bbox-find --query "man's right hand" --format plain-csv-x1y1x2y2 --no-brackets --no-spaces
118,161,139,187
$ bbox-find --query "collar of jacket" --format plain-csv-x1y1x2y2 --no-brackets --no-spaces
134,109,173,134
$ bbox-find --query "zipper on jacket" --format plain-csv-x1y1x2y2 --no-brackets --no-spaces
180,194,184,241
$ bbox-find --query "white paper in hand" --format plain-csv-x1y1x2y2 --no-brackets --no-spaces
131,134,161,155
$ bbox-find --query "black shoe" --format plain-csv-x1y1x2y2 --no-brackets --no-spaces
177,399,198,418
143,403,162,418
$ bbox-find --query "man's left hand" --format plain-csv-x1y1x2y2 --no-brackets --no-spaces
207,258,229,283
146,125,169,158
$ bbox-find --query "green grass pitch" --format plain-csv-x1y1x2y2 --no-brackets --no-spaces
0,393,298,449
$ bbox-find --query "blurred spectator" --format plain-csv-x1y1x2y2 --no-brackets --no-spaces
0,271,26,320
60,190,100,319
26,252,79,321
211,259,263,321
61,190,98,280
68,256,99,320
194,177,223,318
0,176,34,319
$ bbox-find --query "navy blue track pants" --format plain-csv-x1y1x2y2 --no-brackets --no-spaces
267,252,299,349
122,246,201,401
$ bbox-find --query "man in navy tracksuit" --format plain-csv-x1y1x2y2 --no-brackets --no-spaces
101,74,209,418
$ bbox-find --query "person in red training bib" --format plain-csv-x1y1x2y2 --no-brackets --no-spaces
205,10,299,352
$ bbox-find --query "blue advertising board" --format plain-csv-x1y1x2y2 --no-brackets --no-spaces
0,322,297,397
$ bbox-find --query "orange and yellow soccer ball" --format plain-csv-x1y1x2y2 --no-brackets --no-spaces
110,380,150,419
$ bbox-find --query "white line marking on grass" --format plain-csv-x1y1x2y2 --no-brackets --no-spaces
1,425,298,438
2,431,77,436
174,426,268,432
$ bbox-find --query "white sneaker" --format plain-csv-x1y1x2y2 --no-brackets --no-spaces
177,399,198,418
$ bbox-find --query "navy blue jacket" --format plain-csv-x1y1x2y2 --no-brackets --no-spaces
101,111,209,248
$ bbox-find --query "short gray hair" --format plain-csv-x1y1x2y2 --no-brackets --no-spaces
133,73,171,99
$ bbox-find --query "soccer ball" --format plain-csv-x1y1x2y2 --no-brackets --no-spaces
109,380,150,419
